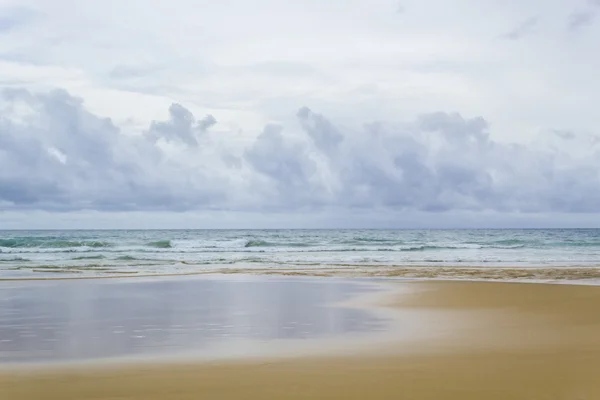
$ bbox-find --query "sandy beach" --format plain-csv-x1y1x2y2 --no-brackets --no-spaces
2,279,600,399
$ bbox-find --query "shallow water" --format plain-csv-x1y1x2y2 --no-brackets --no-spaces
0,276,386,364
2,229,600,279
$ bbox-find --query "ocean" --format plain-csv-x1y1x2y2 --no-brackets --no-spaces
1,229,600,280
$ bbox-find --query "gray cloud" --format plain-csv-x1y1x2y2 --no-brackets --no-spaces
567,0,600,33
296,107,344,154
0,89,226,211
146,104,216,147
2,87,600,215
568,11,595,31
244,124,324,209
502,16,540,40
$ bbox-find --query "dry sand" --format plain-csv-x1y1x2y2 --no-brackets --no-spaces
2,281,600,399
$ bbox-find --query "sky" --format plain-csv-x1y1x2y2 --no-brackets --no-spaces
1,0,600,229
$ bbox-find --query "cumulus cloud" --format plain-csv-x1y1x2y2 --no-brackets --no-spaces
146,103,216,147
0,88,228,211
2,87,600,215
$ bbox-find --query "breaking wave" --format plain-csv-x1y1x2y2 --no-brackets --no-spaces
244,240,312,248
0,256,31,262
0,238,112,248
146,240,172,248
71,255,106,260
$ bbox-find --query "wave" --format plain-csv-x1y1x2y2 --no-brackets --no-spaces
344,237,401,244
0,256,31,262
244,240,268,248
487,239,529,246
466,238,600,249
244,240,312,248
114,255,174,263
71,255,106,260
11,264,111,271
550,241,600,247
398,245,479,252
0,238,112,249
395,245,475,252
146,240,172,248
398,244,525,251
241,240,525,251
0,245,527,257
461,239,530,247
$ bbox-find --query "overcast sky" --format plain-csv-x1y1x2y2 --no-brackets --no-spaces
1,0,600,229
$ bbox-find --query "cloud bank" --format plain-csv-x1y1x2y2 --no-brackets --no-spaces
2,87,600,218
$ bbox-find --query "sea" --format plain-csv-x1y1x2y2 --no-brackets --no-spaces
1,229,600,280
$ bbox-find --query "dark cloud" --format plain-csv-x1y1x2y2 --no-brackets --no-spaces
2,87,600,214
501,16,540,40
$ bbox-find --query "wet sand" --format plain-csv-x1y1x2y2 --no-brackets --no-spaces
5,265,600,282
2,280,600,399
0,276,392,364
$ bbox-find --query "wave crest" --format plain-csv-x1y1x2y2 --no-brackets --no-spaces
146,240,172,248
0,238,112,248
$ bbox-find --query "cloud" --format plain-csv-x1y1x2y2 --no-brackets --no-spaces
0,88,228,212
568,0,600,32
1,0,599,151
2,87,600,216
146,103,217,147
296,107,344,154
501,16,540,40
244,123,324,209
108,65,163,80
568,11,595,31
0,6,39,34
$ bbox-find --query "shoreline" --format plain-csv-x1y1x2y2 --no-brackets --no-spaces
3,279,600,399
3,264,600,283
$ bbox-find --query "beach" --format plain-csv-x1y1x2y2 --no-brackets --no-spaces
2,277,600,399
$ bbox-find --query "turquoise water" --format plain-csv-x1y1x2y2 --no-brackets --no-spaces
1,229,600,278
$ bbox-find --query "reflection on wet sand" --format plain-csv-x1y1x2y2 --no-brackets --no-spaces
0,276,386,364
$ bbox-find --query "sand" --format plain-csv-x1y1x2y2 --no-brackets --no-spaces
2,280,600,399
